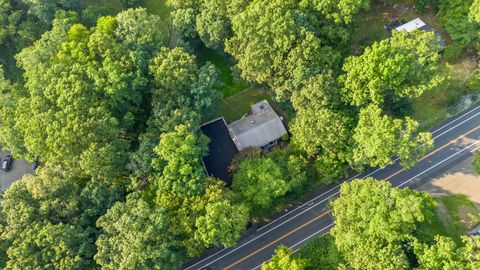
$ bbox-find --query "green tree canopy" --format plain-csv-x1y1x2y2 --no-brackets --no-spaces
130,47,220,178
194,199,249,247
290,73,352,179
2,9,168,180
0,166,121,268
439,0,479,48
95,193,182,270
225,0,351,99
414,235,480,269
152,124,209,197
340,30,443,107
262,245,307,270
4,222,94,270
331,178,435,270
353,105,433,168
470,0,480,24
232,157,289,214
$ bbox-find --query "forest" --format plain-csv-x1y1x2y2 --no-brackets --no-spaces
0,0,479,269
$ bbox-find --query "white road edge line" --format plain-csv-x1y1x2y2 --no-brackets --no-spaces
251,140,480,270
255,107,480,233
252,226,334,270
185,105,480,270
396,139,480,188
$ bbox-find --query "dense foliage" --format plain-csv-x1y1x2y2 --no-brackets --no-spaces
262,245,307,270
330,178,480,269
0,0,478,268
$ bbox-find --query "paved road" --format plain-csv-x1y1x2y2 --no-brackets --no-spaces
184,102,480,270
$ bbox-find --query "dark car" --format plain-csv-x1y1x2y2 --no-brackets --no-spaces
32,158,39,171
2,155,12,171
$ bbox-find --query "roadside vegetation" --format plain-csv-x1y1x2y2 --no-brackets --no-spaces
270,179,480,270
0,0,479,269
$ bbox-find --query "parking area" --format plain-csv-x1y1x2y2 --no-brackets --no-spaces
201,117,239,185
0,150,32,191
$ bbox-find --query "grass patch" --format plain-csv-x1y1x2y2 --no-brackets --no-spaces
353,1,446,50
437,194,480,237
411,59,479,130
197,46,249,98
297,234,341,270
85,0,125,14
214,87,274,123
139,0,171,19
416,194,480,244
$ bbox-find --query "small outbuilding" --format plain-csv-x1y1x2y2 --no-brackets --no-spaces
228,100,287,151
395,18,446,47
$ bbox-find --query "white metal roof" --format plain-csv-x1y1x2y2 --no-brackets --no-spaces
395,18,426,32
228,103,287,151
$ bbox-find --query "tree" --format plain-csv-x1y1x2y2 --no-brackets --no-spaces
232,157,289,214
152,124,209,197
131,47,219,179
115,8,166,53
7,9,168,179
225,0,346,99
438,0,479,48
0,166,121,268
331,178,435,270
262,245,307,270
195,0,232,49
291,107,351,178
95,193,182,270
341,30,443,108
4,222,94,270
414,235,480,269
194,200,249,247
18,0,79,24
352,105,433,169
470,0,480,24
310,0,370,24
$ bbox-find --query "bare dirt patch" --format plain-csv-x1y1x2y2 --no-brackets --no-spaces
419,155,480,209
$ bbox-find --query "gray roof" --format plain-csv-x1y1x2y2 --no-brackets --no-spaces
228,108,287,150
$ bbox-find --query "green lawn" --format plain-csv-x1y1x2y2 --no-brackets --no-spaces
214,87,274,123
416,194,480,244
436,195,480,239
139,0,171,19
197,46,249,98
411,60,480,130
85,0,125,14
352,1,446,50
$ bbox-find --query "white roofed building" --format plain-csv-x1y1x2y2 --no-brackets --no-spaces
395,18,427,32
395,18,446,47
228,100,287,151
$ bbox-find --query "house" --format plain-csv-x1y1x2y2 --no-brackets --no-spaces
200,100,287,182
228,100,287,151
395,18,446,47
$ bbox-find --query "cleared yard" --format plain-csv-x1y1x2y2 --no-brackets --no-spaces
215,87,275,123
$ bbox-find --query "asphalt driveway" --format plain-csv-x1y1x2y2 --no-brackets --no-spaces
0,150,32,191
